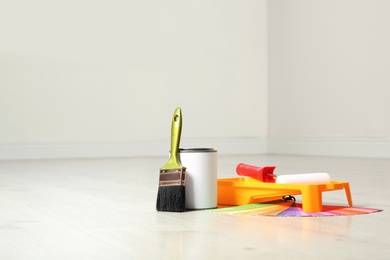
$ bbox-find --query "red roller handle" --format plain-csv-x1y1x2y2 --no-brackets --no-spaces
236,163,276,183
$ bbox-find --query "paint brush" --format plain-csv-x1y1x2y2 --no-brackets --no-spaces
156,107,186,212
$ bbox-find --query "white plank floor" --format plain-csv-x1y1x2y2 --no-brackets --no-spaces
1,154,389,259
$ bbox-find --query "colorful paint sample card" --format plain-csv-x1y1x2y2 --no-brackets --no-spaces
208,200,382,217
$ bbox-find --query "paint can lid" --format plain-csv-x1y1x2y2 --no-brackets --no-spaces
179,148,217,153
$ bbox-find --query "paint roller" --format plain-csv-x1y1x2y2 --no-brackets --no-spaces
236,163,331,184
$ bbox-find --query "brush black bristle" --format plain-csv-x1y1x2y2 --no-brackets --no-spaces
156,185,186,212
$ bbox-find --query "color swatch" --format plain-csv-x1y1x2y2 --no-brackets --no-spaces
208,200,382,217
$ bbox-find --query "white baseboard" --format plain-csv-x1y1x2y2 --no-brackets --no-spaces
268,137,390,158
0,138,267,160
2,137,388,160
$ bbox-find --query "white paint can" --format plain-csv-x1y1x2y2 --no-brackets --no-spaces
178,148,217,210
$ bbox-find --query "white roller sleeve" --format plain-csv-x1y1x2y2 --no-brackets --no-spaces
275,173,331,184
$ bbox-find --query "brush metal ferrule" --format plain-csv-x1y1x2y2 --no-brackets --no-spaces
159,168,186,186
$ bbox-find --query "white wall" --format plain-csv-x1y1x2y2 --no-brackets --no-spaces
268,0,390,158
4,1,388,160
0,1,268,159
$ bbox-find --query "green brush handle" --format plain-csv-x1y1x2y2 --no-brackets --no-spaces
161,107,183,169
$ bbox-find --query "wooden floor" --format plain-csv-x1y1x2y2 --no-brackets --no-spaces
1,154,389,259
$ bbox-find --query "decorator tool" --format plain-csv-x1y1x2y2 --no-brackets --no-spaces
217,177,353,212
156,107,186,212
179,148,218,210
236,163,331,184
215,163,352,212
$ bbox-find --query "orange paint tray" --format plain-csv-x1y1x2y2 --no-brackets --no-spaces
217,177,352,212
